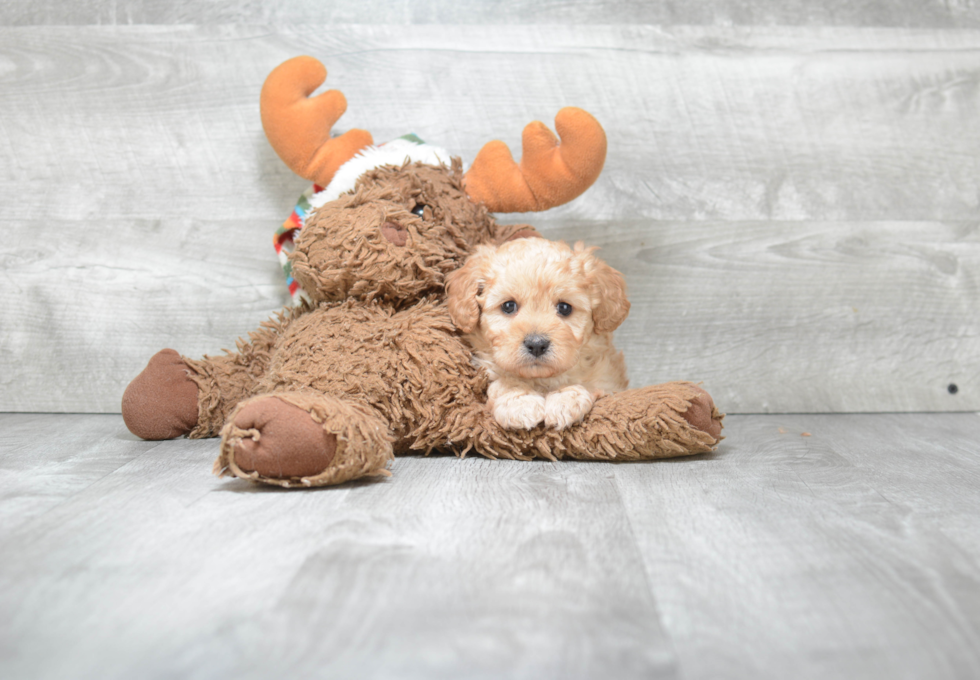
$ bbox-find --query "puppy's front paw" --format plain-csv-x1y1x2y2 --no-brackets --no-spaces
544,386,595,430
493,393,546,430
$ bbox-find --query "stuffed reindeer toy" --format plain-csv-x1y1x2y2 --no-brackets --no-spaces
122,56,723,488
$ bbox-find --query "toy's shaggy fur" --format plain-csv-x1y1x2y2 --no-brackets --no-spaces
123,161,723,488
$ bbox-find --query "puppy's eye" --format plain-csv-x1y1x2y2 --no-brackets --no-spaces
411,203,426,217
556,302,573,317
501,300,518,315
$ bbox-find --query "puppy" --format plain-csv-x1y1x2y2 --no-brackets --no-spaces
446,238,630,430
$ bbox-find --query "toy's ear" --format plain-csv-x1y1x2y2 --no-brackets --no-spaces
446,246,494,334
576,243,630,333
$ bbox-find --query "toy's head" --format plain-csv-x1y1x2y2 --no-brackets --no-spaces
290,159,495,304
261,56,608,305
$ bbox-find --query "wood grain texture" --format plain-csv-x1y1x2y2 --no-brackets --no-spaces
0,413,678,680
2,25,979,224
615,412,980,680
2,412,980,679
818,414,980,558
3,217,975,413
2,0,979,28
541,218,980,414
0,413,154,534
0,217,288,413
2,24,979,413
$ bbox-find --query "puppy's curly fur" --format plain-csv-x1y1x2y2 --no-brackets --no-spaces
447,238,630,430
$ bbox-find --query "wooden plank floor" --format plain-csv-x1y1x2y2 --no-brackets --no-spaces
1,412,979,679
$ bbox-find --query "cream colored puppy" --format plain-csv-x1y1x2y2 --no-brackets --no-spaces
446,238,630,430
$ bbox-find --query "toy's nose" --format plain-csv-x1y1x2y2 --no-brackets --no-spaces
523,334,551,358
381,221,408,246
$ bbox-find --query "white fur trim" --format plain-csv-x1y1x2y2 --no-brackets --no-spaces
309,139,451,209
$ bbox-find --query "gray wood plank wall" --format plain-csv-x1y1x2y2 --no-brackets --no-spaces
3,1,980,27
1,8,978,414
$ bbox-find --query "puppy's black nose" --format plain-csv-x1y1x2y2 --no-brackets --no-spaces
523,335,551,358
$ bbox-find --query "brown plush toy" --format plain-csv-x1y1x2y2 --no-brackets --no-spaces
121,56,723,488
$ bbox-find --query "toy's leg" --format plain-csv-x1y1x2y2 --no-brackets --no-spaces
678,385,724,441
122,313,285,440
182,352,270,438
121,349,267,440
449,381,723,462
213,392,394,488
122,349,200,440
558,382,723,460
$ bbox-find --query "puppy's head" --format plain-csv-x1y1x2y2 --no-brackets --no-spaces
446,238,630,380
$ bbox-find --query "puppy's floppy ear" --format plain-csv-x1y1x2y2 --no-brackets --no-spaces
576,242,630,333
446,245,494,333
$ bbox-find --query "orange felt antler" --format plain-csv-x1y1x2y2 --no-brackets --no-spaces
463,107,607,213
260,56,374,186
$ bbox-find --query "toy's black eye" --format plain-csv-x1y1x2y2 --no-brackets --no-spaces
411,203,426,217
501,300,518,315
557,302,573,317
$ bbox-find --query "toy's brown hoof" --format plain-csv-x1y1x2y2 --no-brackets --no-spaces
230,397,337,478
122,349,199,440
682,387,724,442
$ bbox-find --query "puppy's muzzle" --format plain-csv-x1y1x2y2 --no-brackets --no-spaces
523,334,551,358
